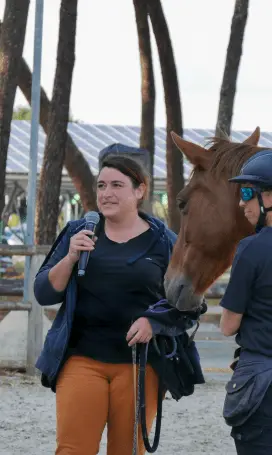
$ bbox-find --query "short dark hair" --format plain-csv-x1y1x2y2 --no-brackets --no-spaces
99,154,150,204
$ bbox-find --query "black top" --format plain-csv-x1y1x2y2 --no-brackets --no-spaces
69,226,168,362
220,227,272,357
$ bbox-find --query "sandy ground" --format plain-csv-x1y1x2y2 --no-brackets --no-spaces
0,372,236,455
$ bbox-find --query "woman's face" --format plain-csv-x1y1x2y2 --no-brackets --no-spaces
239,183,272,226
239,184,260,226
97,167,145,220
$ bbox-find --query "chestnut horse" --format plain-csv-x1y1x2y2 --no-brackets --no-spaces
164,127,271,311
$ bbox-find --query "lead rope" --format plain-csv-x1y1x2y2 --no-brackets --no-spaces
132,344,140,455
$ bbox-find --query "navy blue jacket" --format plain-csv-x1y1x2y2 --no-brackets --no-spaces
34,212,193,389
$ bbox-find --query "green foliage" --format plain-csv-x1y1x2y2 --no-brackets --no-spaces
12,106,31,120
13,105,78,122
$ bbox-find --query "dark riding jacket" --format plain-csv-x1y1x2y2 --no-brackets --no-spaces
221,228,272,427
34,212,203,392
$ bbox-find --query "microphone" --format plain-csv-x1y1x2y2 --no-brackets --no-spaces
78,211,100,277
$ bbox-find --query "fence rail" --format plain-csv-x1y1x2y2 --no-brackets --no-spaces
0,244,228,375
0,302,32,310
0,279,24,296
0,244,46,375
0,245,50,256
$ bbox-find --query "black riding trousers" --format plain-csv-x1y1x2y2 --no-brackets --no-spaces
231,384,272,455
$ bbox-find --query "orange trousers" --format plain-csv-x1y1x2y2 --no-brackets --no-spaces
55,355,159,455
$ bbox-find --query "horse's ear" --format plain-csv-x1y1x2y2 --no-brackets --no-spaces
243,127,260,145
171,131,210,169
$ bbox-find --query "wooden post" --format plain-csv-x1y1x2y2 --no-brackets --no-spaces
26,254,45,375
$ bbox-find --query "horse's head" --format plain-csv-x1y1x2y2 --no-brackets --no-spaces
164,127,264,311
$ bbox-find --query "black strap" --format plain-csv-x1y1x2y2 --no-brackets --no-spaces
256,191,272,232
256,192,267,232
139,339,165,453
138,317,201,452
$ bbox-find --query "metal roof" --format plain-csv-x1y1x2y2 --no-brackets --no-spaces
7,120,272,180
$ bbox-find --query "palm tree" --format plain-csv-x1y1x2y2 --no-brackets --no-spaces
216,0,249,136
0,0,30,219
0,18,97,214
17,53,97,213
147,0,183,233
133,0,155,202
35,0,78,244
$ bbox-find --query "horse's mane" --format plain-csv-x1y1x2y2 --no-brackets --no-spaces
206,137,270,179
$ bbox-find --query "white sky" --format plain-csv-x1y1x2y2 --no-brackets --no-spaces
1,0,272,131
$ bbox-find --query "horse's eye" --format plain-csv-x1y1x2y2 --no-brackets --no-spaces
178,200,188,214
178,200,187,210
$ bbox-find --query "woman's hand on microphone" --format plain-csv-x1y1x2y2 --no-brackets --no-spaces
67,230,96,265
126,317,153,346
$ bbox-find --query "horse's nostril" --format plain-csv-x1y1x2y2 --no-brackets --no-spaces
165,275,203,312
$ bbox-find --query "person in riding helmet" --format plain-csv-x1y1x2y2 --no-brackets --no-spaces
220,150,272,455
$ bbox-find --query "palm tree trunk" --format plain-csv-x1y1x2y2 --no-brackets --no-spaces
147,0,183,233
17,55,97,213
216,0,249,137
0,0,30,218
35,0,78,244
0,18,97,214
133,0,155,202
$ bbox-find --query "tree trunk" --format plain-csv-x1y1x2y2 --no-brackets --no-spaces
215,0,249,137
0,0,30,218
0,18,97,214
147,0,183,233
35,0,78,244
18,56,97,213
133,0,155,202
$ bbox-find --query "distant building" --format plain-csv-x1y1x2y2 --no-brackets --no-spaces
5,121,272,222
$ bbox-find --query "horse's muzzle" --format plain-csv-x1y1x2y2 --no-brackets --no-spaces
164,274,204,312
